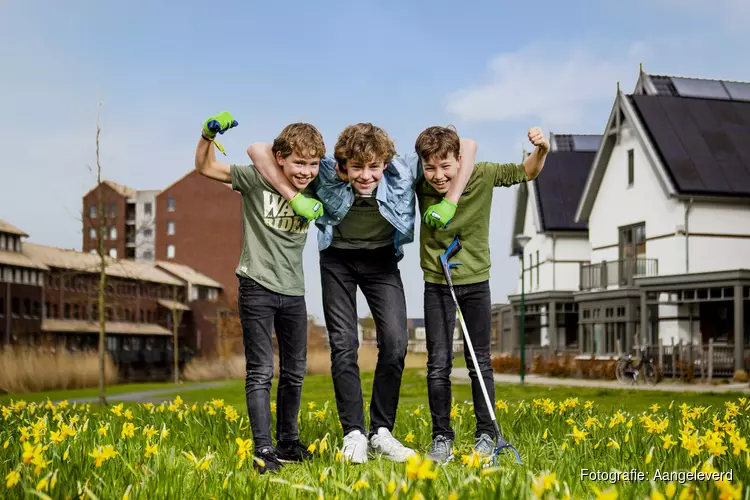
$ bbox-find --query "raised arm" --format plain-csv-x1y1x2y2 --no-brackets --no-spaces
522,127,549,180
246,143,297,201
195,111,238,183
444,138,478,204
247,142,324,221
422,138,478,229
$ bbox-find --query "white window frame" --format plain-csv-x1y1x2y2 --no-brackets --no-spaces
167,244,175,259
167,221,175,235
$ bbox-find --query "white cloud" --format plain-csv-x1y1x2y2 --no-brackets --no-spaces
445,42,649,131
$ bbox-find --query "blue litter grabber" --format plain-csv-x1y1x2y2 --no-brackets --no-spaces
439,235,522,466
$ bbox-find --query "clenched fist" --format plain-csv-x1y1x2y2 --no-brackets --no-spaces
528,127,549,153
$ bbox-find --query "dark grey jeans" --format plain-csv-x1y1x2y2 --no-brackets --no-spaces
320,246,408,437
237,276,307,449
424,280,496,440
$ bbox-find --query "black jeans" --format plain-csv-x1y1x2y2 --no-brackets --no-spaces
424,280,496,440
237,276,307,449
320,246,408,437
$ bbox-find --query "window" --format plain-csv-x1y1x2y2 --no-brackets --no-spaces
167,244,175,259
536,250,540,288
144,228,153,238
0,297,4,316
167,196,175,211
109,203,116,217
90,249,97,254
627,149,634,187
167,221,175,235
13,238,19,251
89,228,96,240
144,202,152,216
143,250,153,260
110,227,117,240
619,223,646,285
11,297,19,316
90,205,97,218
0,234,5,250
109,248,117,258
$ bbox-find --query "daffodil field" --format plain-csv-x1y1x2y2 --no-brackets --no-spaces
2,394,749,499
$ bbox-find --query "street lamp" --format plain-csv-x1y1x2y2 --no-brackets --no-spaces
515,234,532,386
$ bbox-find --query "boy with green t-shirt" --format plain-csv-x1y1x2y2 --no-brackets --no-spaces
415,125,550,465
194,111,325,474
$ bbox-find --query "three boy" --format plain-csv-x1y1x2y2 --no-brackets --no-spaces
248,123,478,464
414,125,549,464
194,111,325,474
195,110,548,471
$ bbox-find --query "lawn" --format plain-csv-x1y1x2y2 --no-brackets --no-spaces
1,368,748,499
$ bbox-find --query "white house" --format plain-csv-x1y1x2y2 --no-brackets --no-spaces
573,69,750,371
496,134,600,353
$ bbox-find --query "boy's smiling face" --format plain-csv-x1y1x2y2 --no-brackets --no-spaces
277,150,320,190
343,157,387,195
422,154,460,194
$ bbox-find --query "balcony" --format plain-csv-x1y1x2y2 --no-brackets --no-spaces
579,258,659,291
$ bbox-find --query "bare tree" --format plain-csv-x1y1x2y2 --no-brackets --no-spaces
95,101,108,406
169,285,185,384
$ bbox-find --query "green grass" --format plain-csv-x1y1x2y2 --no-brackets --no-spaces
0,381,207,406
2,369,748,499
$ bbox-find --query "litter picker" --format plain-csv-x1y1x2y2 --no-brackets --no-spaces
439,235,522,465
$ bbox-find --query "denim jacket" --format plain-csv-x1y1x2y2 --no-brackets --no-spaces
313,153,421,260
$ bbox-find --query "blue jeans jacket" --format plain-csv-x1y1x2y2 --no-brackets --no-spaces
313,154,420,260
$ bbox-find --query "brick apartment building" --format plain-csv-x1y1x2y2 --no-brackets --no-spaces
155,171,243,302
82,173,243,302
1,218,227,376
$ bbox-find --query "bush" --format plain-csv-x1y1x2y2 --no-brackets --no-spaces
0,345,117,394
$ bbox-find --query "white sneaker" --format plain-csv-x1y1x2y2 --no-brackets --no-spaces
341,430,368,464
368,427,417,462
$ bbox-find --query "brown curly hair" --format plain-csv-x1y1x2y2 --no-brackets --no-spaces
272,123,326,160
333,123,396,166
415,125,460,162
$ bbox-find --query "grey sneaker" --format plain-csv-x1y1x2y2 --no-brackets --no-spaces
474,433,495,457
426,435,454,465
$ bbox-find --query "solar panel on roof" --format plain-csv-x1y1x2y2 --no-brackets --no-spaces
553,135,574,152
672,77,731,100
723,81,750,102
571,135,601,152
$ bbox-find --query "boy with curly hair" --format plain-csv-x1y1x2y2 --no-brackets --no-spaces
195,111,325,474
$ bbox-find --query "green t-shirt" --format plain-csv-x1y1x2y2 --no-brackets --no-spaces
230,164,312,296
331,191,395,250
417,162,528,286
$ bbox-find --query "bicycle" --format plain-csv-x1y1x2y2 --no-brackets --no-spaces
616,346,658,386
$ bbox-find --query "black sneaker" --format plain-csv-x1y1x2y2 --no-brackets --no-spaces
276,439,313,463
253,446,282,474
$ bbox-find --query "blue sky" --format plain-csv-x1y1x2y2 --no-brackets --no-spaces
1,0,748,321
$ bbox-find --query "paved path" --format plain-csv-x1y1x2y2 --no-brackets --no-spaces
450,368,750,394
62,381,231,404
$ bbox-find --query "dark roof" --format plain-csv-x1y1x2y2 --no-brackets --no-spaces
533,151,596,232
629,94,750,197
551,134,601,152
645,74,750,102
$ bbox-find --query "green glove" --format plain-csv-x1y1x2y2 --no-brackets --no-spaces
423,198,457,229
289,192,324,221
202,111,238,138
